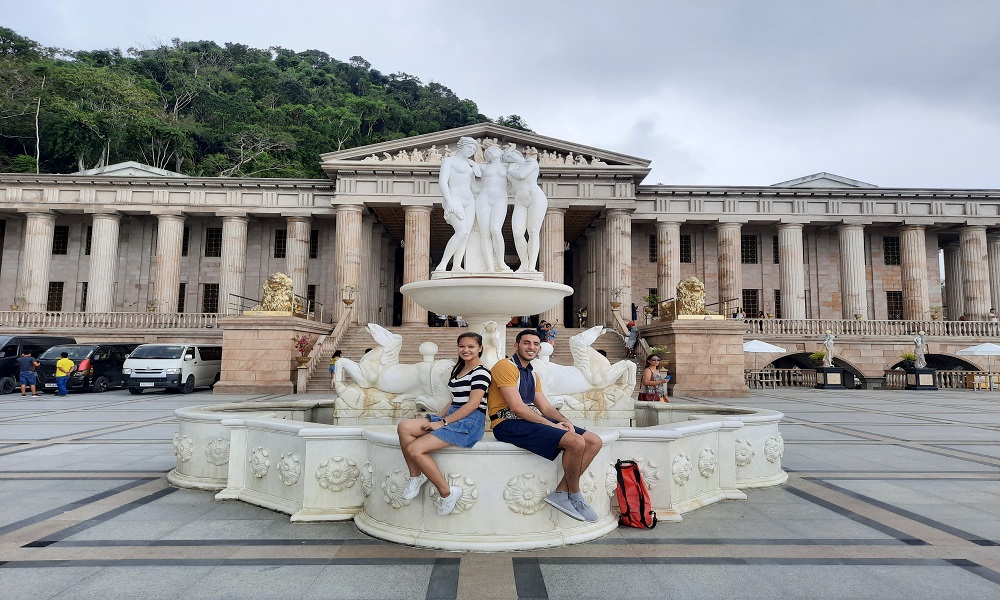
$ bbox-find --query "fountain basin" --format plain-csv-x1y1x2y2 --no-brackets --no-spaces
400,277,572,321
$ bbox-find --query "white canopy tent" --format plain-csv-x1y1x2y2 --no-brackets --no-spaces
743,340,787,370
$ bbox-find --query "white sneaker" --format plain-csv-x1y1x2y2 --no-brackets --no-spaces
435,485,463,516
402,474,427,500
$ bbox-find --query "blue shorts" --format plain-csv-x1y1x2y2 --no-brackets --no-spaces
329,365,336,373
19,372,36,385
492,418,587,461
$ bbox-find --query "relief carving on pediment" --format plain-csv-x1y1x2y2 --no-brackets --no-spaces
356,137,612,167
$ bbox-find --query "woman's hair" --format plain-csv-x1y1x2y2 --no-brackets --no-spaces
484,145,503,161
646,354,661,367
333,350,342,358
450,332,483,380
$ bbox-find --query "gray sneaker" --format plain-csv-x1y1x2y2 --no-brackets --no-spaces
435,485,463,516
402,474,427,500
570,497,599,522
544,492,585,521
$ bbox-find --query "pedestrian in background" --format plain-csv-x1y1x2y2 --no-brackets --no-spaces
55,352,75,397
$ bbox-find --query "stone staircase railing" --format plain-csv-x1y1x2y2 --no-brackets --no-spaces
0,311,219,329
745,318,999,338
296,307,354,393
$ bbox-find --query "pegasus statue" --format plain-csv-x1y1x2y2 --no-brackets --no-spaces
334,323,454,420
530,325,637,421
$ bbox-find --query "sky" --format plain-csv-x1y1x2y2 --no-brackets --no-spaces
5,0,1000,189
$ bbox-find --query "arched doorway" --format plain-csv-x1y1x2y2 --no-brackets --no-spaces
768,352,866,389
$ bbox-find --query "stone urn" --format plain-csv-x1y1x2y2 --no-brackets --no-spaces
343,298,355,306
295,356,310,367
610,301,622,310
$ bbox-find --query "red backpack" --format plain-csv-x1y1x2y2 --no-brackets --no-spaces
615,459,657,529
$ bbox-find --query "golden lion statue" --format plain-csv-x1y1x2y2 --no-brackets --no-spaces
251,272,295,311
660,276,714,320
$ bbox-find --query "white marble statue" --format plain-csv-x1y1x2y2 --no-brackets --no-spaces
474,146,512,272
480,320,504,369
914,331,927,369
502,149,548,273
435,137,481,272
822,330,835,368
334,323,454,417
529,326,636,418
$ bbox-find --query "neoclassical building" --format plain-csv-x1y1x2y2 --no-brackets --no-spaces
2,123,998,334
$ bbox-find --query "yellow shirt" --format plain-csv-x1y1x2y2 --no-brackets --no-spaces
56,357,75,377
486,357,542,425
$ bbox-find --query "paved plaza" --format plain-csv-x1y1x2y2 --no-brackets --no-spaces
0,388,998,599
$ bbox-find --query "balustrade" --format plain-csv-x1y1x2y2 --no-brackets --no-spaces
744,318,998,338
745,368,816,388
0,311,219,329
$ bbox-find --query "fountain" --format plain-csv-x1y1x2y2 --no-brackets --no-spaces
168,137,786,551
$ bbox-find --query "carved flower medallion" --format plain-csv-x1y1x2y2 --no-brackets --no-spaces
249,446,270,478
638,458,661,490
764,434,785,463
671,453,693,486
504,473,549,515
605,464,618,497
172,433,193,462
735,439,755,467
698,447,717,478
204,437,230,466
316,457,360,492
429,474,478,515
381,468,411,508
579,470,598,504
361,462,374,496
276,452,301,486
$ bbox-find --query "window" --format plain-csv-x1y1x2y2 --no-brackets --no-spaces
741,234,758,264
773,289,781,319
177,283,187,313
309,229,319,259
741,289,759,317
80,282,88,311
648,234,657,263
197,346,222,361
47,282,64,311
52,225,69,255
772,235,779,264
679,234,693,263
202,283,219,313
883,236,901,265
274,229,287,259
204,227,222,257
85,226,93,255
181,226,190,257
886,291,903,320
307,284,317,306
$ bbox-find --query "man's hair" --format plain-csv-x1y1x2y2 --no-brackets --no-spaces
516,329,541,344
60,352,68,358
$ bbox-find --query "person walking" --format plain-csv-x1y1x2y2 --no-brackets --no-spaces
396,332,490,516
328,350,342,390
624,321,639,358
16,350,41,398
55,351,75,396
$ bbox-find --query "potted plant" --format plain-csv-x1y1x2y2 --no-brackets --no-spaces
292,333,314,367
641,293,659,315
146,299,160,313
851,306,863,320
341,285,359,306
10,295,26,311
610,287,624,310
809,351,826,366
899,351,917,369
929,305,942,321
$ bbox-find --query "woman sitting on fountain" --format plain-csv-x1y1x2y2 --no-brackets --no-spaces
396,332,490,516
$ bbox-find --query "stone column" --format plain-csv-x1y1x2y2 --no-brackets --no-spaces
285,216,311,300
154,214,185,313
777,223,806,320
716,222,742,316
899,225,929,320
334,204,364,324
575,232,590,324
86,213,121,313
358,215,375,324
960,225,991,320
596,218,610,325
656,221,681,303
942,242,964,320
989,234,1000,315
380,232,394,325
539,207,566,324
837,224,868,319
17,212,55,312
219,215,249,313
401,205,431,326
606,209,632,323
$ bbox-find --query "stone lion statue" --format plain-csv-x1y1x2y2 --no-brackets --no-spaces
661,276,714,319
251,272,295,311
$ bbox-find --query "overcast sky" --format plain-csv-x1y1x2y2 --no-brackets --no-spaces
6,0,1000,188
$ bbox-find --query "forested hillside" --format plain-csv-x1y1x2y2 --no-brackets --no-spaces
0,27,529,178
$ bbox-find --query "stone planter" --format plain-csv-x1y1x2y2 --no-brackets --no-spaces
295,356,310,367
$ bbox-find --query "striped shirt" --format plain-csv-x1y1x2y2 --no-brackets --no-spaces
449,365,491,411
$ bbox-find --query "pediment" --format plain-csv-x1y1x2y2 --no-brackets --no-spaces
771,172,876,188
320,123,651,170
73,161,188,178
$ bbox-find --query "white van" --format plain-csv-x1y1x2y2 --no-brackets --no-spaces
122,344,223,394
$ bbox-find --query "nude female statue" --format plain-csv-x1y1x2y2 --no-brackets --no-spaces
502,149,547,273
435,137,481,272
474,146,511,272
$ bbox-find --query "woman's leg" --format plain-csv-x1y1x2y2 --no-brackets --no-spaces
396,419,430,476
403,433,453,495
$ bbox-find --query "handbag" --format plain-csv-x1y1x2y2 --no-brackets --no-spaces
638,392,659,402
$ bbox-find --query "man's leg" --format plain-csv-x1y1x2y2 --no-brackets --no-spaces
554,431,587,494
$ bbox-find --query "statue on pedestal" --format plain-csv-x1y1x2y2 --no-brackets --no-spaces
503,149,548,273
914,331,927,369
474,146,512,272
822,330,835,368
435,137,481,272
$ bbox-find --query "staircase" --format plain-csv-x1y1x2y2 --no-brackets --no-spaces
303,326,630,392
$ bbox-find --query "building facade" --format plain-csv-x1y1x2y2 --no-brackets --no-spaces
2,123,998,334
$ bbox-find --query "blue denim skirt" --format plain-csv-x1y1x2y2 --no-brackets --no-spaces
430,404,486,448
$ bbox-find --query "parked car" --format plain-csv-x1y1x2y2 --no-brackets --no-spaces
122,344,223,394
0,335,77,394
37,343,138,393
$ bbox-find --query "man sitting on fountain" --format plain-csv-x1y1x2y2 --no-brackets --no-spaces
487,329,603,522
